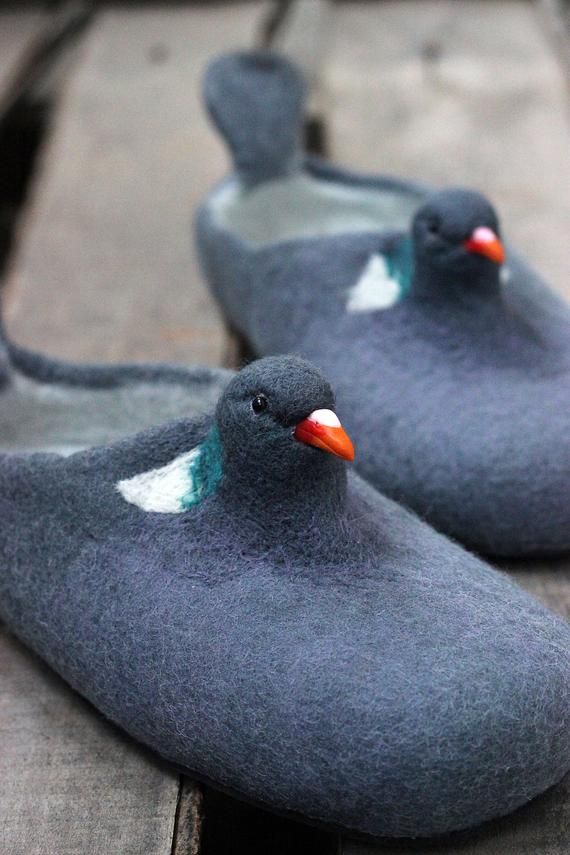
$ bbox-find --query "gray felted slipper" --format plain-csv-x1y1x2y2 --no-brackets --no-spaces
196,50,570,557
1,351,569,839
0,322,230,455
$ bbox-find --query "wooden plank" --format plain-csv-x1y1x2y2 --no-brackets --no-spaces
508,560,570,620
0,12,45,103
4,4,263,366
0,626,182,855
268,0,331,93
538,0,570,76
324,0,570,296
171,778,203,855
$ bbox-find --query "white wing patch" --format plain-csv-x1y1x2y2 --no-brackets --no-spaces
346,254,400,313
117,449,199,513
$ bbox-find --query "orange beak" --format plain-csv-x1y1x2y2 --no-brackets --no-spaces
463,226,505,265
294,409,355,462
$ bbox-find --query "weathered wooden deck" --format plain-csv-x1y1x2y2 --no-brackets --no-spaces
0,2,569,852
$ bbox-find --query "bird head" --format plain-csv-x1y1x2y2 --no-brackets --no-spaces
411,188,506,294
215,356,354,490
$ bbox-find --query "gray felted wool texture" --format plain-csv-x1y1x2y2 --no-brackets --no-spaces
0,321,231,454
197,51,570,558
204,51,306,188
1,355,569,839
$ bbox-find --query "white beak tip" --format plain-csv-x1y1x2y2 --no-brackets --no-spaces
306,408,341,428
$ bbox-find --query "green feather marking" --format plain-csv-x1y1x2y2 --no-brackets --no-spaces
386,236,414,299
180,424,223,510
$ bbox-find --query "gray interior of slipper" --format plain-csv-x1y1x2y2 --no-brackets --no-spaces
0,369,229,455
211,174,423,246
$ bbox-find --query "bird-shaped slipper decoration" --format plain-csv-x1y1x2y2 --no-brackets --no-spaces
1,355,569,840
116,403,353,513
0,314,230,455
196,50,570,557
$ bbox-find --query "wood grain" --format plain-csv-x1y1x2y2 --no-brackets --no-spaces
507,559,570,620
0,11,44,104
4,5,262,366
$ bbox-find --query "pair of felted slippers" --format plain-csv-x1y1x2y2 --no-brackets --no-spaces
1,50,570,843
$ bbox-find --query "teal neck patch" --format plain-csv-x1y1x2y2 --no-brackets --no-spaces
181,424,224,509
386,236,414,299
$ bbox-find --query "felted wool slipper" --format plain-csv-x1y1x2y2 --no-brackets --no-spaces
1,353,569,839
196,51,570,558
0,321,230,455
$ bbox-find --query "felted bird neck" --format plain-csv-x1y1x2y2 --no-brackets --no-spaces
219,449,348,536
410,260,501,302
183,424,224,509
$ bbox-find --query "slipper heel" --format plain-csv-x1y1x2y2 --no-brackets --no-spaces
203,51,306,188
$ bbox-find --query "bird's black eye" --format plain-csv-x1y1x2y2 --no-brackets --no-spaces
251,394,268,414
426,219,440,236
